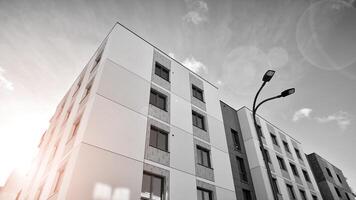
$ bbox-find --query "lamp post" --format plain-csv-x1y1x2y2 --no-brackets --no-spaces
252,70,295,200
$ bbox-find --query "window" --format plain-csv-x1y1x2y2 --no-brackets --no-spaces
290,163,299,177
336,174,342,183
231,129,241,150
192,85,204,102
299,190,307,200
286,184,296,200
326,167,333,178
295,148,302,160
149,126,168,151
312,195,318,200
141,172,164,200
192,111,205,130
197,146,211,168
242,189,252,200
68,118,81,142
264,149,271,163
256,125,264,138
335,187,341,197
283,141,291,153
155,62,170,81
90,53,102,73
53,167,65,194
303,170,311,182
272,178,280,194
270,133,279,146
150,90,167,111
197,187,212,200
277,156,287,171
237,156,248,182
81,81,93,102
346,193,351,200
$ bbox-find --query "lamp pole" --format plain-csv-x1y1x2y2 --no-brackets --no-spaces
252,70,295,200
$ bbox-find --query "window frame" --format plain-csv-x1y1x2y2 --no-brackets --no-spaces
294,148,302,160
154,62,170,82
299,189,307,200
141,172,164,200
237,156,248,182
231,129,241,150
192,84,204,102
290,163,299,177
242,189,252,200
286,184,296,200
335,186,342,197
326,167,333,178
149,126,169,152
270,133,279,146
197,187,212,200
150,89,167,111
197,146,211,168
192,111,206,130
272,178,280,194
277,156,287,171
283,141,291,153
302,170,311,182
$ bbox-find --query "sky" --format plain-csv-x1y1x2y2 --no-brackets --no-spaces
0,0,355,191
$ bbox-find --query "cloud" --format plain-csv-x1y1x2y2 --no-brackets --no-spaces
0,67,14,91
183,0,208,24
293,108,312,121
182,57,208,74
316,111,352,131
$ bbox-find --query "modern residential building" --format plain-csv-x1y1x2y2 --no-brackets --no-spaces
14,22,237,200
307,153,355,200
228,106,323,200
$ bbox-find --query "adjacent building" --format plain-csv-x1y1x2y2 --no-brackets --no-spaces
307,153,355,200
229,106,323,200
15,22,237,200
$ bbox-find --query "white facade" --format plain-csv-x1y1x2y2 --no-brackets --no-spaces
14,23,236,200
237,107,323,200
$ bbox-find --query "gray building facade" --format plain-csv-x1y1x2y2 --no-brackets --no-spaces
307,153,355,200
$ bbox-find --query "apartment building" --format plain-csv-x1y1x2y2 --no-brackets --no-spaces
14,22,237,200
231,106,323,200
307,153,355,200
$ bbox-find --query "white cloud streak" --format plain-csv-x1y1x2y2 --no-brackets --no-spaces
182,57,208,74
0,67,14,91
316,111,352,131
293,108,312,121
183,0,208,24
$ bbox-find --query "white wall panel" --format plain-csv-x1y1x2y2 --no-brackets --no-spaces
105,25,154,81
170,126,196,174
171,93,193,134
97,60,150,115
208,115,228,152
170,169,197,200
83,95,147,162
216,187,236,200
66,144,143,200
211,147,235,191
171,61,191,101
203,82,222,121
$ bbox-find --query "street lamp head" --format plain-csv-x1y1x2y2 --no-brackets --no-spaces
262,70,275,82
281,88,295,97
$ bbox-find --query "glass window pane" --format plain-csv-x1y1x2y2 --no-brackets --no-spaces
197,149,202,164
203,191,210,200
150,92,156,105
197,190,203,200
152,176,163,200
150,128,158,147
157,132,167,151
202,151,209,166
141,174,151,198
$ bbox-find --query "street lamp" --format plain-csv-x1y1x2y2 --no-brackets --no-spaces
252,70,295,200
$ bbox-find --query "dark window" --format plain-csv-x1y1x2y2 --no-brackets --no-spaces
150,89,167,111
326,168,333,178
256,125,264,138
141,172,164,200
295,148,302,159
346,193,351,200
264,149,271,163
299,190,307,200
231,129,241,150
277,156,287,171
290,163,299,177
155,62,170,81
149,126,168,151
192,111,205,130
312,195,318,200
283,141,291,153
192,85,204,102
197,187,212,200
335,187,341,197
242,189,252,200
270,133,279,146
336,174,343,183
286,184,296,200
272,178,280,194
303,170,311,182
197,146,211,168
237,156,248,182
90,53,102,73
